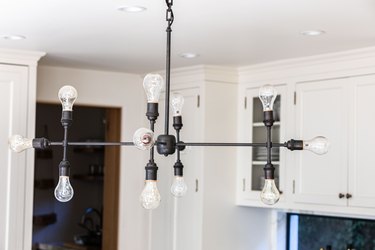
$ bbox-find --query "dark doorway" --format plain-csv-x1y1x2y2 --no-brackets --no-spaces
32,103,121,250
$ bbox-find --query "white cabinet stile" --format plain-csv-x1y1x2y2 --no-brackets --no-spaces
348,75,375,209
0,49,45,250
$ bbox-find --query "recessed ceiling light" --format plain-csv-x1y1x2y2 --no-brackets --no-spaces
2,35,26,40
117,6,147,13
179,53,199,59
300,30,326,36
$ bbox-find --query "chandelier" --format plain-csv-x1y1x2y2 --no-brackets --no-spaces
8,0,329,209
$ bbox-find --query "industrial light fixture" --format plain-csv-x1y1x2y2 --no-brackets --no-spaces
8,0,329,209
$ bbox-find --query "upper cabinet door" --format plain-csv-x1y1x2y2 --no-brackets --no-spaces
295,79,349,206
237,84,287,204
348,75,375,209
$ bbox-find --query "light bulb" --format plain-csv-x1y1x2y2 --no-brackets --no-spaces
133,128,155,150
58,85,78,111
143,74,163,103
303,136,329,155
54,176,74,202
8,135,33,153
171,176,188,197
259,85,277,111
260,179,280,205
140,180,161,209
171,93,184,116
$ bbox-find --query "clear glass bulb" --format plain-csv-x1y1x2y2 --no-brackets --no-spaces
8,135,33,153
303,136,329,155
170,176,188,197
140,180,161,209
143,74,163,103
133,128,155,150
171,93,184,116
259,85,277,111
54,176,74,202
260,179,280,205
58,85,78,111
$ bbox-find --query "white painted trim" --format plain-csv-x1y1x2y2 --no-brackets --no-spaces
0,48,45,66
153,65,238,87
23,65,37,250
0,49,44,250
239,46,375,84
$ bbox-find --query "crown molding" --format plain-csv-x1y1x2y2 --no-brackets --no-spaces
239,46,375,83
153,65,238,88
0,48,46,66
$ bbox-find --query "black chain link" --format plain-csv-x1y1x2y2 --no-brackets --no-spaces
165,0,174,26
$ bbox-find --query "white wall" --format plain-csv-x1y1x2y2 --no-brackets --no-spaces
37,65,148,250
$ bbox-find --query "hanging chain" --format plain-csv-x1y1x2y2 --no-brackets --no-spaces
166,0,174,28
164,0,174,135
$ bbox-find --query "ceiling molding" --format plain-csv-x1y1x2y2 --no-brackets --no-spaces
239,46,375,83
154,65,238,87
0,48,46,66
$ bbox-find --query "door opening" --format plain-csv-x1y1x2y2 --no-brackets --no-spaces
32,103,121,250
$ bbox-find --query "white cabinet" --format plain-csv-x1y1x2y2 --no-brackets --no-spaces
170,88,202,250
294,74,375,209
150,87,202,250
347,75,375,209
0,49,45,250
294,79,349,206
237,84,287,206
149,67,257,250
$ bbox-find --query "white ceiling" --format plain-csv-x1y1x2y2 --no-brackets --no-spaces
1,0,375,74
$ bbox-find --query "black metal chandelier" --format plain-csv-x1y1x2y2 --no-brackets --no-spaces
8,0,329,209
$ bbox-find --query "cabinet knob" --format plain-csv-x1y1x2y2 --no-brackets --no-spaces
346,193,352,199
338,193,345,199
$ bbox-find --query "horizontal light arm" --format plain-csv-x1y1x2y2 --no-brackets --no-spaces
31,138,134,149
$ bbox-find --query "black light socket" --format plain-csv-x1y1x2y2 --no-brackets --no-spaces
32,137,50,150
263,110,274,127
264,163,275,179
286,139,303,151
145,162,158,180
173,161,184,176
61,111,73,127
146,103,159,121
59,160,71,176
173,116,183,131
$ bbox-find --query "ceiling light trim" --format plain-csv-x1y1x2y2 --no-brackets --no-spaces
2,35,26,40
117,5,147,13
300,30,326,36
